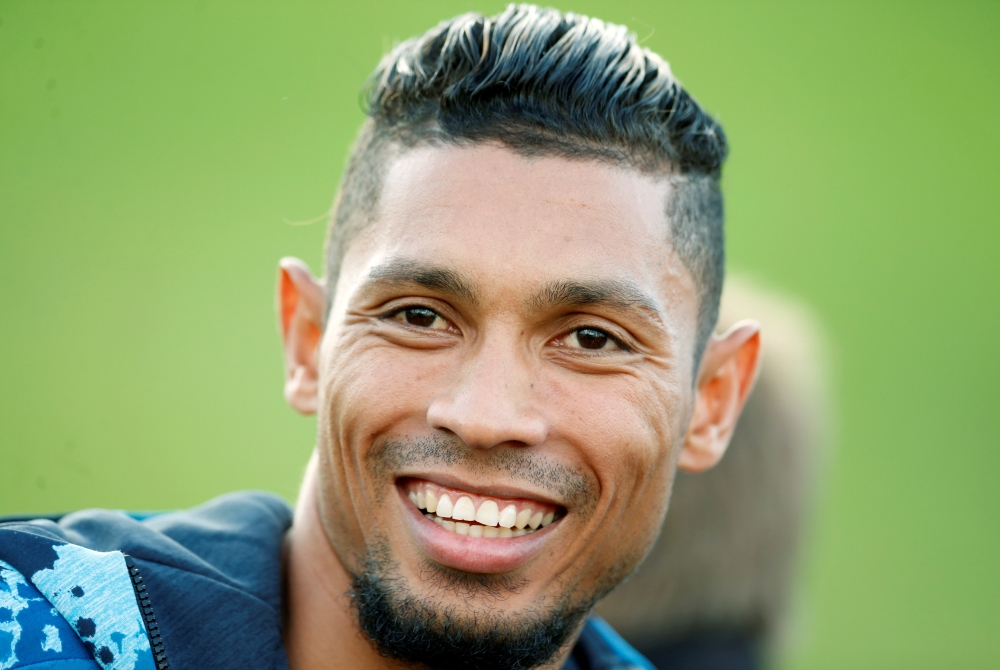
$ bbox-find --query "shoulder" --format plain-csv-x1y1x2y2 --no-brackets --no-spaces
1,491,292,586
0,491,293,670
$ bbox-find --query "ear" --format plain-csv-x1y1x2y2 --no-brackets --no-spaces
678,320,762,473
277,257,325,415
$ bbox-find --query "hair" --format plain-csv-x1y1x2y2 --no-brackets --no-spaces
325,3,729,361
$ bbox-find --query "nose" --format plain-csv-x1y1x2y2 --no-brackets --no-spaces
426,337,550,450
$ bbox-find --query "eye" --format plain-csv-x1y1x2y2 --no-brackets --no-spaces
566,327,623,351
392,306,450,331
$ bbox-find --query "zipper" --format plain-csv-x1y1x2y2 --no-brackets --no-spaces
124,554,169,669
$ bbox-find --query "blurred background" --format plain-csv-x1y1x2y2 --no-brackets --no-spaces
1,1,997,668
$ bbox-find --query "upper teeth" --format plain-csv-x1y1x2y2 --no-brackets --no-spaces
453,496,476,522
475,500,499,526
406,481,560,536
498,505,517,528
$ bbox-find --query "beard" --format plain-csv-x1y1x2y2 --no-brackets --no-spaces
348,434,613,669
349,541,596,670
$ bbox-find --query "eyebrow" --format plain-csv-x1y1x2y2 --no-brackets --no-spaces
530,279,662,320
364,259,661,324
365,258,479,305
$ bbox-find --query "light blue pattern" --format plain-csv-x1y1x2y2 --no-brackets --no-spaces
30,546,153,670
0,559,96,669
0,561,33,670
7,663,100,670
587,617,657,670
41,625,62,653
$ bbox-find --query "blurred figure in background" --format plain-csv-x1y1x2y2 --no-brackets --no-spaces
596,276,829,670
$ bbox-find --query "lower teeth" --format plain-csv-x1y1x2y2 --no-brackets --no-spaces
425,513,534,537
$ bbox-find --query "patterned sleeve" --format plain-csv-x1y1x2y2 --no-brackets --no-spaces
1,559,101,669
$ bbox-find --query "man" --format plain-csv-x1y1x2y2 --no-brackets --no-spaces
0,5,760,670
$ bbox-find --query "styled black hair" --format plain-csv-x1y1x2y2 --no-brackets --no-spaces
327,4,728,362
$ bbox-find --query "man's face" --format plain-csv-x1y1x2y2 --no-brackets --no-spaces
313,144,700,658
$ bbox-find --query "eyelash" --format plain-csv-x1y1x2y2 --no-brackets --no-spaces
384,305,448,327
563,326,632,354
580,329,632,353
384,305,632,353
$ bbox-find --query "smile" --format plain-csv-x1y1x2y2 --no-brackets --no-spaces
398,477,567,572
403,478,561,538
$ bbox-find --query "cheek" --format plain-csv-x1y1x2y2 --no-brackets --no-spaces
318,333,456,488
546,371,684,554
313,335,457,569
553,372,683,488
325,346,417,429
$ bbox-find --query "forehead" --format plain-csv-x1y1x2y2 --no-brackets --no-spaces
344,143,697,324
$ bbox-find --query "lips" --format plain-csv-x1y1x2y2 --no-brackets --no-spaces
397,477,564,573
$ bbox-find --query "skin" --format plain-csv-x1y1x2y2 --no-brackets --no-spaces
278,144,761,670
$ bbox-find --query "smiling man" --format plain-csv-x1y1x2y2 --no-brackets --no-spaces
0,5,759,670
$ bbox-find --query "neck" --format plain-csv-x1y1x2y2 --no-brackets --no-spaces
283,455,409,670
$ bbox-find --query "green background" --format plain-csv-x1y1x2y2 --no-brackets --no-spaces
2,1,997,667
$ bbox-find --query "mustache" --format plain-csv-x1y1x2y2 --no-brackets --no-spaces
366,434,598,515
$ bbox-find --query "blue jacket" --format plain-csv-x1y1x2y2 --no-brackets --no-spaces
0,492,653,670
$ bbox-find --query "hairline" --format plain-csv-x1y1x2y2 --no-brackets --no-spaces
327,121,696,298
324,122,720,368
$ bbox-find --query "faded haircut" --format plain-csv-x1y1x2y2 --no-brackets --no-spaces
325,3,729,362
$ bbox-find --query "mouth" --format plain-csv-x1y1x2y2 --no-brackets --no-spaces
397,477,566,573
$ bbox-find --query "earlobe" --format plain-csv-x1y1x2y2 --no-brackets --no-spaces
277,258,325,415
678,320,762,473
285,364,319,415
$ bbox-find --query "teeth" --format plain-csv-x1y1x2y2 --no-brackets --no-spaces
453,496,476,522
475,500,500,527
425,490,438,513
436,494,454,518
408,483,559,535
424,512,539,538
498,505,517,528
